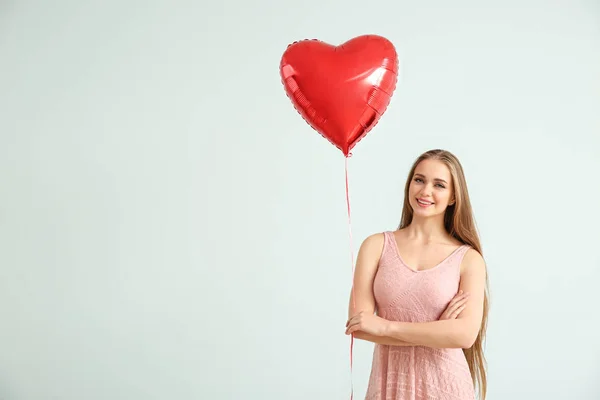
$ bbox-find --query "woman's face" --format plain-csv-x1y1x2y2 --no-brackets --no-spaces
408,159,454,216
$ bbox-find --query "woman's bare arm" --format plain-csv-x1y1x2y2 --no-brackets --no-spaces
348,233,413,347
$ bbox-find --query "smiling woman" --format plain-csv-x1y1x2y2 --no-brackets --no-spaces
346,149,489,400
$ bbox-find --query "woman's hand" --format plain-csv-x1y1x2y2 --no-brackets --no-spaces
345,311,389,336
439,290,470,320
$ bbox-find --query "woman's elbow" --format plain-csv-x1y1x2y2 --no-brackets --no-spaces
459,332,478,349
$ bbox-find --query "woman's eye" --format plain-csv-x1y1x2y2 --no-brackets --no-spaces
436,184,446,188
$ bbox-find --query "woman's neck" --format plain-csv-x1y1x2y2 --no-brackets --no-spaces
404,216,448,243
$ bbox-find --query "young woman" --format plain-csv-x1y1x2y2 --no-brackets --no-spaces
345,149,489,400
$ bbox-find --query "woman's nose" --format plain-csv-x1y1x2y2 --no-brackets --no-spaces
420,185,433,195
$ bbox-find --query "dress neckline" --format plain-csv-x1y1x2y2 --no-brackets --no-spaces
389,231,467,273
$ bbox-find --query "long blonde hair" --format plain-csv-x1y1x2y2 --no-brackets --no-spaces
397,149,489,400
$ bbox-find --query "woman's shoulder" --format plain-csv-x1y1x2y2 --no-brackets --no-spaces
460,247,486,276
359,231,393,255
361,231,387,247
354,232,388,267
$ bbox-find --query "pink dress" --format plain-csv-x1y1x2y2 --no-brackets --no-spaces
365,231,475,400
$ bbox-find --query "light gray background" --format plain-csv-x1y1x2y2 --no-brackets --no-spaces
1,1,599,399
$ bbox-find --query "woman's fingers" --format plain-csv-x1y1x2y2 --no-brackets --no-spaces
446,294,468,313
449,291,469,306
453,294,469,309
451,304,467,318
441,292,470,320
346,311,363,327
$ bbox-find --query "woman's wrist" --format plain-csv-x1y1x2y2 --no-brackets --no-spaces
382,320,403,338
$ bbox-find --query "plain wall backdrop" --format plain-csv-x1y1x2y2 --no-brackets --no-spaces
1,0,599,399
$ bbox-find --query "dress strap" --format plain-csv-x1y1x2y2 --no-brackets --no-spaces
380,231,395,259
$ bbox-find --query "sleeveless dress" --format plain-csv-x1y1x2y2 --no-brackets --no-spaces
364,231,476,400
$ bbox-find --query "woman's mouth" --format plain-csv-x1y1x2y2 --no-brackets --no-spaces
417,198,434,207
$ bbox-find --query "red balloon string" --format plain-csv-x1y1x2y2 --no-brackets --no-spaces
345,154,356,400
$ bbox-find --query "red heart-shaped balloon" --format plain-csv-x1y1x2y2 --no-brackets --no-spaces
280,35,399,156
